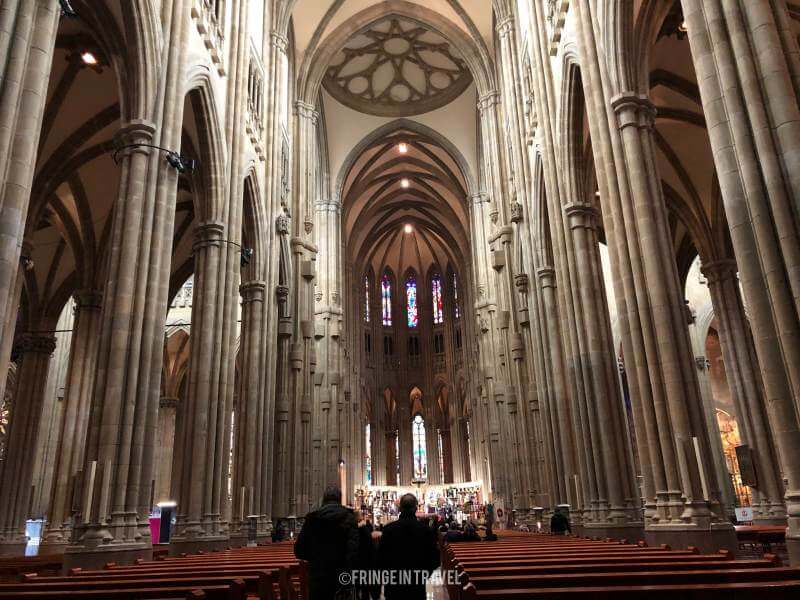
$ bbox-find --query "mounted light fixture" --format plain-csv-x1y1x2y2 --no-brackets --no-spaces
240,247,254,267
404,224,413,234
398,142,408,154
401,178,410,188
112,143,196,173
20,255,34,271
80,51,98,66
59,0,78,18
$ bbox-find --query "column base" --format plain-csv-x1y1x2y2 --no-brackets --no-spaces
787,535,800,566
38,540,69,555
644,525,737,554
0,540,28,557
169,536,230,556
753,516,789,526
63,544,153,571
582,524,645,544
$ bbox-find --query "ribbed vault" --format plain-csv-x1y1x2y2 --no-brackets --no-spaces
342,125,471,279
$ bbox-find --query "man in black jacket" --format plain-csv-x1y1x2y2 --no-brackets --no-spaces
295,485,359,600
550,507,571,535
378,494,440,600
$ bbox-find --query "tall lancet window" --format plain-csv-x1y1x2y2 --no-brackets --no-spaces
453,272,460,320
412,413,427,480
406,275,418,328
432,273,444,324
365,424,372,485
364,276,370,323
382,274,392,326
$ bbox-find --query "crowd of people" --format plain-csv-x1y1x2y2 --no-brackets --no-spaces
294,486,572,600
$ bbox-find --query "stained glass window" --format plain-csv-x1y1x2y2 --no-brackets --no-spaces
413,414,427,480
453,272,460,320
364,276,370,323
432,273,443,324
406,275,418,328
365,424,372,485
382,274,392,326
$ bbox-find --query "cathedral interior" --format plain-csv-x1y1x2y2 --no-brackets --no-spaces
1,0,800,570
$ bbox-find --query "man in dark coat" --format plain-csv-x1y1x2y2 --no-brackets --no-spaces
295,485,359,600
550,507,571,535
378,494,440,600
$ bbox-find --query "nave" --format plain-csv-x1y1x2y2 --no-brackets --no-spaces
1,0,800,581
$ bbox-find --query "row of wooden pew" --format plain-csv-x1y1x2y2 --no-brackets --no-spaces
0,542,302,599
443,532,800,599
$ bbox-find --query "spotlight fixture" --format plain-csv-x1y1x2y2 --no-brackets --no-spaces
404,224,413,234
59,0,78,18
111,143,196,173
240,247,254,267
398,142,408,154
165,151,196,174
401,178,410,188
80,51,98,66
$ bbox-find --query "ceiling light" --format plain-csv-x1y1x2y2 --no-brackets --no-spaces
404,224,413,234
398,142,408,154
81,51,98,66
401,178,410,188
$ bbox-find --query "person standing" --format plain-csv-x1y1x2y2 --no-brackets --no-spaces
295,485,359,600
378,494,440,600
550,507,571,536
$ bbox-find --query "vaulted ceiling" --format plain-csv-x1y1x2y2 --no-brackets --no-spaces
342,125,470,281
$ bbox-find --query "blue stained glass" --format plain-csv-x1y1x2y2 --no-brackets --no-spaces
406,276,418,328
413,414,427,480
382,274,392,326
432,274,443,324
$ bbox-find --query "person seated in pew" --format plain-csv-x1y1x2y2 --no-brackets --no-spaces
550,507,571,536
462,523,481,542
444,521,464,543
295,484,359,600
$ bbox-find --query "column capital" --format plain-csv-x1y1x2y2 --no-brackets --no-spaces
294,101,319,123
536,267,556,289
17,333,56,356
496,15,515,37
74,289,103,310
240,280,267,303
563,202,599,230
113,120,157,155
270,31,288,53
478,91,500,113
700,259,738,286
159,396,179,409
514,272,530,294
193,220,226,250
611,92,656,130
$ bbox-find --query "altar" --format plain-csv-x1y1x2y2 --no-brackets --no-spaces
355,481,485,525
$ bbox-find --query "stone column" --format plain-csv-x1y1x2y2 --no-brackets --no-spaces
702,260,786,523
154,397,178,505
171,222,233,553
230,280,269,544
562,202,641,537
41,291,103,552
681,0,800,562
64,122,170,568
536,268,578,510
0,0,60,409
0,333,56,555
